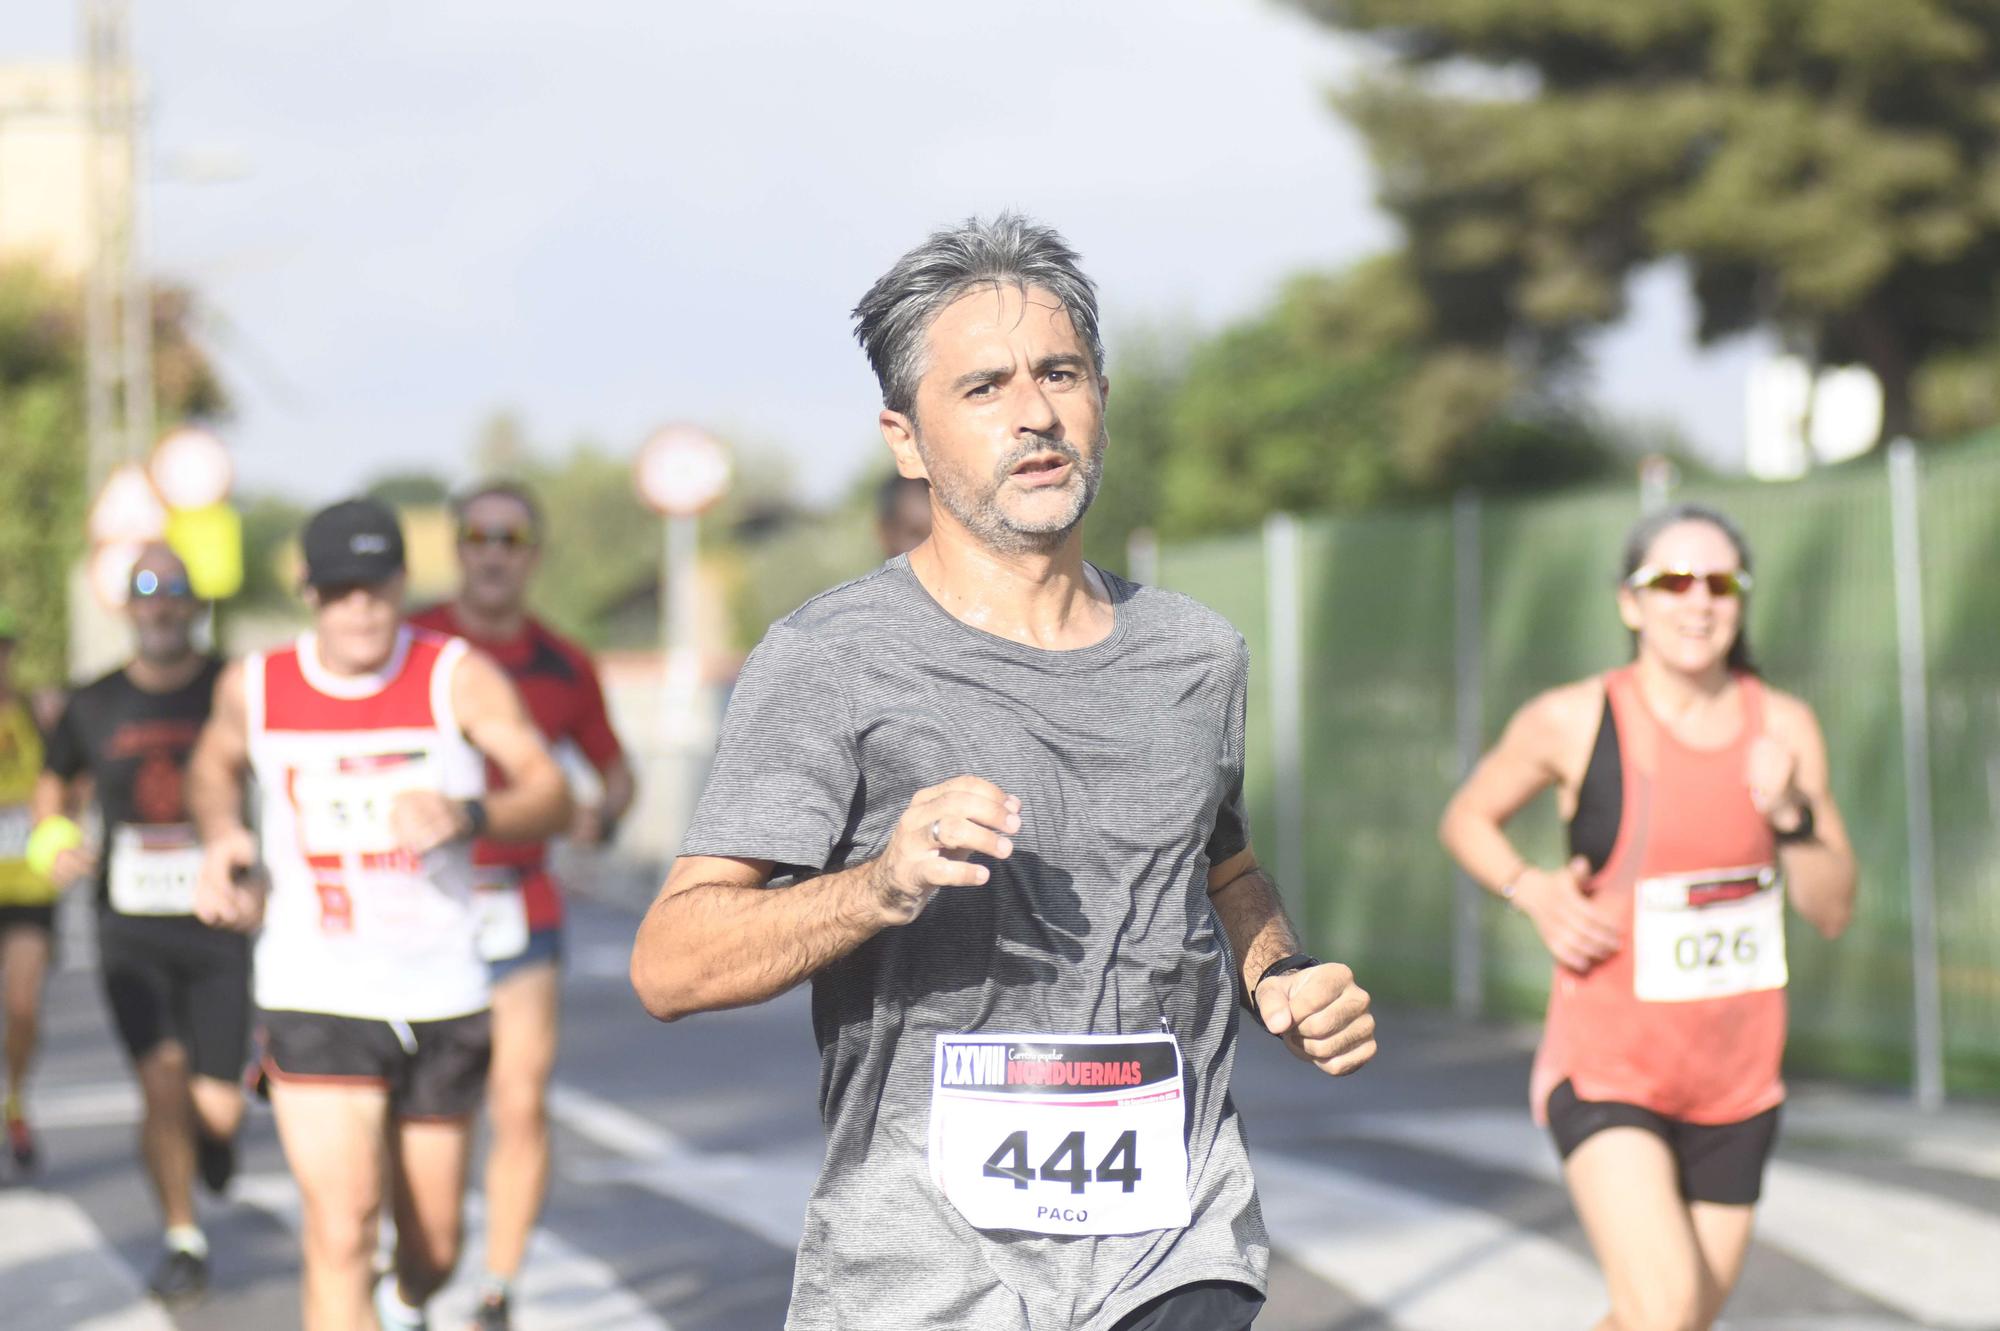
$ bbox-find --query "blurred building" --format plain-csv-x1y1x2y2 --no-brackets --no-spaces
0,63,122,277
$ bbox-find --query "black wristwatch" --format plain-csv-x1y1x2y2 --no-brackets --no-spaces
1773,800,1816,845
1245,953,1322,1015
461,797,490,840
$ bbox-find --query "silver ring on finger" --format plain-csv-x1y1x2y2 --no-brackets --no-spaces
929,819,943,845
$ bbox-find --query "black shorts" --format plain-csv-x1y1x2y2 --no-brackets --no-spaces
1546,1079,1781,1206
0,903,56,934
261,1008,492,1121
97,911,253,1083
1111,1281,1263,1331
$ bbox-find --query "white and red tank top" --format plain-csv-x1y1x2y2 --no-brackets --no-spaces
246,627,489,1021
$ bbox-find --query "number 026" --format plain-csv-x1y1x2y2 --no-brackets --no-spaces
982,1130,1142,1194
1674,928,1758,970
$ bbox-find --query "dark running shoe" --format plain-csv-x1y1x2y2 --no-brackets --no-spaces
469,1290,511,1330
148,1248,208,1305
196,1131,237,1195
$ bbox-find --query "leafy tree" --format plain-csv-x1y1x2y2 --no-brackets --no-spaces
235,492,310,610
1083,325,1192,574
1290,0,2000,446
0,264,223,686
1115,259,1619,543
365,470,452,507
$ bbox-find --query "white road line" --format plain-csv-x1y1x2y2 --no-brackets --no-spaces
233,1172,672,1331
553,1081,1614,1331
30,1079,143,1129
1334,1108,2000,1330
548,1083,820,1250
0,1190,175,1331
1255,1149,1608,1330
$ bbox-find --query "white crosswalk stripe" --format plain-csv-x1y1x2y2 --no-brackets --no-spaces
27,1077,142,1129
0,1190,176,1330
22,1065,1995,1329
232,1172,673,1330
1332,1107,2000,1330
1254,1149,1607,1329
550,1083,821,1250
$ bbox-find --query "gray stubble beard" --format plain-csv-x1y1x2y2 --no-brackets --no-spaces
918,426,1108,557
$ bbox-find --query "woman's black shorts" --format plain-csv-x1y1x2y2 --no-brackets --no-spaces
1547,1078,1781,1205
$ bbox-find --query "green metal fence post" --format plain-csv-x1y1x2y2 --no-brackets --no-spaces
1263,512,1307,927
1888,439,1945,1109
1452,491,1485,1017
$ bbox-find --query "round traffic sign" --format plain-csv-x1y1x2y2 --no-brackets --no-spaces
150,426,234,509
88,463,170,544
635,425,731,517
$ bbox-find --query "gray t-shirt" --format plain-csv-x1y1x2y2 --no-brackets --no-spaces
681,556,1268,1331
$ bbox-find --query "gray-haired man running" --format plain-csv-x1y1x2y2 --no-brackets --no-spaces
631,214,1375,1331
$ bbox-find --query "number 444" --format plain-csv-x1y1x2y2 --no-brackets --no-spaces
984,1130,1142,1194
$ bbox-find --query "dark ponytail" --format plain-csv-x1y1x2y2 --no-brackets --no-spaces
1619,502,1757,675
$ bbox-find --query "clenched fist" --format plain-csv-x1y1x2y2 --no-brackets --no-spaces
195,826,266,933
1255,961,1377,1076
390,790,472,856
863,776,1019,926
1746,734,1810,834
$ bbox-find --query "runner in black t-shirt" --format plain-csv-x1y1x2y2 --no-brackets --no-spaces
32,545,249,1307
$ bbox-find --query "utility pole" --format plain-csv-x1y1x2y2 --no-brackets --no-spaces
82,0,147,485
75,0,148,677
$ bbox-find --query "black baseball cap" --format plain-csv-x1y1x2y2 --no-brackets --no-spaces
302,498,406,589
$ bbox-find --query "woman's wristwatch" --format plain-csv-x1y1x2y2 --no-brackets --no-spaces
1772,799,1816,844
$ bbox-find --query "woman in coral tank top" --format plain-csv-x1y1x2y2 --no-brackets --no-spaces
1440,504,1857,1331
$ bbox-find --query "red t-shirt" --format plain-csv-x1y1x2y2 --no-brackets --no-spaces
409,604,624,930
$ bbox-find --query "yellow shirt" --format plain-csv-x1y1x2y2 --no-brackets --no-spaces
0,699,54,906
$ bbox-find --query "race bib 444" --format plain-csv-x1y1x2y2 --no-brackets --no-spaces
929,1032,1191,1237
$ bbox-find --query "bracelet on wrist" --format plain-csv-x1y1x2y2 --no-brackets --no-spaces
1497,866,1529,911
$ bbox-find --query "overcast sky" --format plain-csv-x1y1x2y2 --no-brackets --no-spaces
3,1,1765,504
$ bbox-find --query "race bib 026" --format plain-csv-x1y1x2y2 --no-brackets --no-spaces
929,1032,1191,1237
1634,864,1788,1004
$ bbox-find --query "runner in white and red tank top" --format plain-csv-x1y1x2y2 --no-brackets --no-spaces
1440,504,1858,1331
189,498,570,1331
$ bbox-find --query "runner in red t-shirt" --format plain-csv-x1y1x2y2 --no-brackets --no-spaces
411,480,634,1331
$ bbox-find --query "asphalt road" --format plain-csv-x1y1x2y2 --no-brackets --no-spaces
7,893,1998,1331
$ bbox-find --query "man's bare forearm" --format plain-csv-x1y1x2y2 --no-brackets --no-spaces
481,765,571,842
599,756,636,825
187,745,247,842
1209,866,1303,1002
1782,838,1857,939
632,860,890,1022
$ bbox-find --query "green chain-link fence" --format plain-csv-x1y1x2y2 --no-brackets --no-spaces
1150,437,2000,1097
